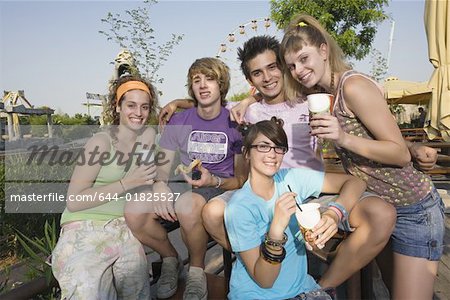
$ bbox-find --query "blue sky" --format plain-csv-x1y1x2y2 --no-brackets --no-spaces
1,0,432,116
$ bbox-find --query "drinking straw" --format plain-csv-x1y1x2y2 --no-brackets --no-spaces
287,185,302,211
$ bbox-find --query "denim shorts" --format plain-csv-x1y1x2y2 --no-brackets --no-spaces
391,187,445,261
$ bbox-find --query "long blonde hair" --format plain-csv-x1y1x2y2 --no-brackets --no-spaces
280,14,351,100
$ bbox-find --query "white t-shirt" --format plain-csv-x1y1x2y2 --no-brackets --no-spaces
228,99,323,171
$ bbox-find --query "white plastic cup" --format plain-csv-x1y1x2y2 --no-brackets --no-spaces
296,202,322,249
307,93,333,116
295,202,321,229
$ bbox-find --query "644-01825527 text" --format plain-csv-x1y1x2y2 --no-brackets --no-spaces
125,192,180,202
8,192,180,203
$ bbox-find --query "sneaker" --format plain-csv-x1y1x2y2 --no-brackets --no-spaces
156,257,179,299
183,267,207,300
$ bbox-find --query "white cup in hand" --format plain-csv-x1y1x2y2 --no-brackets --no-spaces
307,93,333,116
295,202,323,249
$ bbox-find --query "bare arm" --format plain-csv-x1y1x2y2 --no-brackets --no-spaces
340,76,411,165
229,94,260,124
311,76,411,166
310,172,366,247
321,172,367,215
158,98,195,126
66,133,156,212
406,141,437,171
153,148,178,221
239,192,297,288
183,154,249,190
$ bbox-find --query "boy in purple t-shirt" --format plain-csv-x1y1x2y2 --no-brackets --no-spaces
154,57,247,299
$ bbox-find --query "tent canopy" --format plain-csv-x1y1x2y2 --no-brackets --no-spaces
383,77,431,105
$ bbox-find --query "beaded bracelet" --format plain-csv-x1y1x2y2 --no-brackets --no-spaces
328,202,349,222
264,232,288,248
260,243,286,264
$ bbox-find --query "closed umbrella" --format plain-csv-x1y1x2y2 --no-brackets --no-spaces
424,0,450,141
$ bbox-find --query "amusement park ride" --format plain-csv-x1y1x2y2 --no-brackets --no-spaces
0,18,281,140
82,18,282,118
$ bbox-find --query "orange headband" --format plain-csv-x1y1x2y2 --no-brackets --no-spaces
116,81,151,107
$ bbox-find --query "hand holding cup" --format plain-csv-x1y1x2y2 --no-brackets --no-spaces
307,93,333,117
295,203,323,249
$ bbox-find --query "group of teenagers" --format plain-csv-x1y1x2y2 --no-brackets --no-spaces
51,14,445,300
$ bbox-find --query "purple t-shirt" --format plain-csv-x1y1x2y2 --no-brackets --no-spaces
159,107,242,178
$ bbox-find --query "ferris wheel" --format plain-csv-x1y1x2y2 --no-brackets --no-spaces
215,18,284,98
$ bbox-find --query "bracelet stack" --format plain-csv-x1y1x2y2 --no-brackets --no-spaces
327,202,349,222
261,243,286,264
261,232,288,264
264,232,288,247
326,206,343,222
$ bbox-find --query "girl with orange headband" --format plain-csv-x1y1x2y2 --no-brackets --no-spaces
51,76,178,299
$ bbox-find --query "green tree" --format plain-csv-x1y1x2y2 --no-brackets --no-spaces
270,0,389,60
229,91,251,103
369,48,388,82
99,0,183,84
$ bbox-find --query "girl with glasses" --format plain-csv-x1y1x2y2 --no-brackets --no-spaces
224,117,366,299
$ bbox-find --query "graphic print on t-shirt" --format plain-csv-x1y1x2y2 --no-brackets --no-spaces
187,130,228,163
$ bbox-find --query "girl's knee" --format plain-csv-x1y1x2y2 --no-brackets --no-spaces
363,197,396,224
125,212,159,232
124,212,146,231
202,200,225,223
351,197,396,243
175,193,205,215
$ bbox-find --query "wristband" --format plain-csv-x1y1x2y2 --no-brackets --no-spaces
328,202,349,222
211,174,222,188
326,206,343,223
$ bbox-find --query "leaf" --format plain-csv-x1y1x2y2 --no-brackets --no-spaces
16,233,46,264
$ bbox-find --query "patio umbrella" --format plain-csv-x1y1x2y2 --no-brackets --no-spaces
424,0,450,141
383,77,431,105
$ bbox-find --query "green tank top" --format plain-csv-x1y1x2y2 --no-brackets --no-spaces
60,132,140,224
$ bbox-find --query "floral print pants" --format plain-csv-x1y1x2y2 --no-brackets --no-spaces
51,217,150,299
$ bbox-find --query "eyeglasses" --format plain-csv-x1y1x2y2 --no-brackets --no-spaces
249,144,288,154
